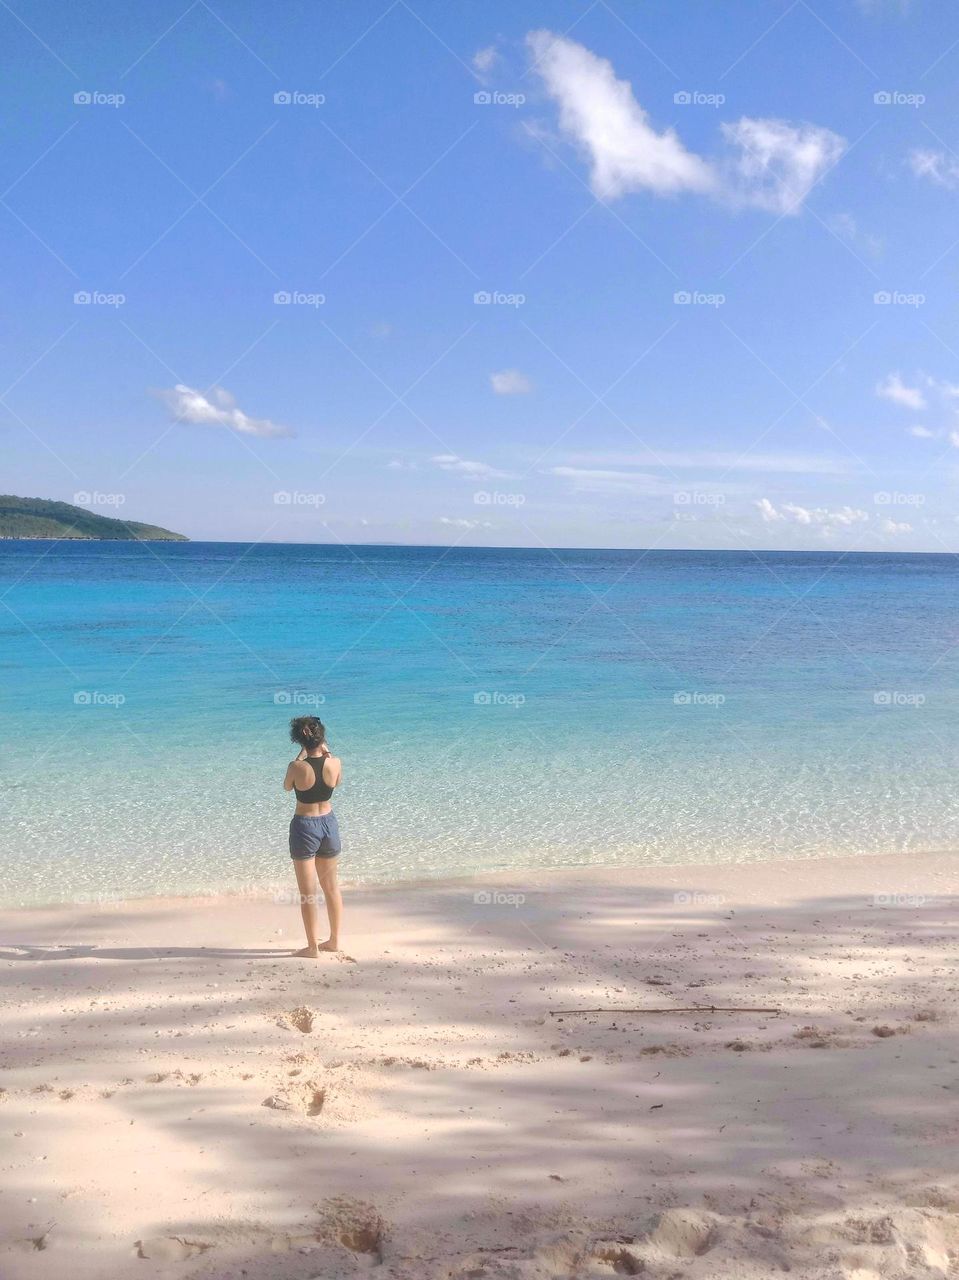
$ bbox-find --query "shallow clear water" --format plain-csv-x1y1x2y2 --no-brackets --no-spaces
1,541,957,905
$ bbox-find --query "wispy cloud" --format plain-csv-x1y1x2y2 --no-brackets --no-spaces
720,117,846,215
908,148,959,189
490,369,533,395
876,372,926,411
755,498,869,529
526,30,844,214
155,385,292,439
439,516,493,529
432,453,509,479
549,465,671,495
879,372,959,419
825,211,883,255
472,44,498,76
559,449,854,475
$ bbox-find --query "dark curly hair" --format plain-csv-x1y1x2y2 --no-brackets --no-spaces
289,716,327,750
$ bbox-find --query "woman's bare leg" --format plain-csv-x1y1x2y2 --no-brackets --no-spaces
292,857,320,957
316,857,342,951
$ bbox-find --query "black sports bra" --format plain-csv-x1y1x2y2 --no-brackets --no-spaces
293,756,335,803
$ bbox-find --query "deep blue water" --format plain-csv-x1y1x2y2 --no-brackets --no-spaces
2,540,958,904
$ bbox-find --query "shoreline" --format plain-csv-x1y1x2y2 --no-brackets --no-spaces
2,848,956,1277
4,843,955,914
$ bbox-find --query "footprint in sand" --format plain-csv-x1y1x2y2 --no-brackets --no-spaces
135,1236,214,1261
283,1006,315,1033
316,1197,385,1262
263,1082,326,1116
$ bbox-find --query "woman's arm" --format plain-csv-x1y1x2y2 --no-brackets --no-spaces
283,748,307,791
321,755,342,790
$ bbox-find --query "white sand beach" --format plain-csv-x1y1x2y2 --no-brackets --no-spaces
1,850,957,1279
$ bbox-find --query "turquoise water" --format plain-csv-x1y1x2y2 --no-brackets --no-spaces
2,541,958,905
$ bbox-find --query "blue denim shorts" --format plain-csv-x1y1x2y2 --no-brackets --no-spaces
289,813,341,860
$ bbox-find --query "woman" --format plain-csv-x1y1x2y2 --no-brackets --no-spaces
283,715,343,956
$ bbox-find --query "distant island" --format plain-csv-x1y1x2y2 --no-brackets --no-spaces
0,495,188,541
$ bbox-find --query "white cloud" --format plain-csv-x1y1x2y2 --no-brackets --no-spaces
490,369,533,395
526,30,715,200
881,518,913,534
387,458,418,470
472,45,498,75
561,448,853,475
155,384,292,438
909,425,935,438
720,117,846,215
549,465,674,496
432,453,508,479
755,498,869,529
526,30,844,214
931,376,959,399
549,465,737,500
876,372,926,411
908,148,959,188
825,211,883,255
439,517,493,530
949,431,959,449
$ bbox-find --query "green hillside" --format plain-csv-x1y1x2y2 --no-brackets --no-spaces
0,495,188,541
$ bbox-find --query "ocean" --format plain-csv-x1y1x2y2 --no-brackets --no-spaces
2,540,957,906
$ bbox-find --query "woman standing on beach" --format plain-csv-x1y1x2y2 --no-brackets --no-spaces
283,716,343,956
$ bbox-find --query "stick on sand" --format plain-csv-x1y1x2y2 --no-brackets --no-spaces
549,1005,784,1016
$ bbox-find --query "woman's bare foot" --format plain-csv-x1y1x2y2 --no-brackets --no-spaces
318,939,339,952
293,945,320,958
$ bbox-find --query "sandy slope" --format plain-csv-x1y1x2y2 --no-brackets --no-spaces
0,850,957,1279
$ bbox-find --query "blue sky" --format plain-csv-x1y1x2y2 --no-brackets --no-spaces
3,0,959,550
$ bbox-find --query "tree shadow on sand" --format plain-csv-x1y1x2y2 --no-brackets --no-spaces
0,868,957,1278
